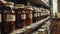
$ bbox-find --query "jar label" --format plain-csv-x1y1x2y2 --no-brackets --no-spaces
0,14,1,22
34,13,37,17
6,14,15,21
21,14,26,19
29,14,32,18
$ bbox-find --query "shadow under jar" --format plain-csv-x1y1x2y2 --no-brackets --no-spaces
2,2,15,34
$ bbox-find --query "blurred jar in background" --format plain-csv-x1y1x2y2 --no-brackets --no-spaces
0,0,7,34
39,8,41,20
37,8,40,21
32,7,38,23
2,2,15,34
14,4,26,29
25,6,33,26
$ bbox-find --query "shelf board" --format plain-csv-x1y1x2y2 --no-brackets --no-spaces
10,16,50,34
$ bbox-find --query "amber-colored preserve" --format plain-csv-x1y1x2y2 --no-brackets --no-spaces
2,2,15,34
25,6,33,26
14,4,26,29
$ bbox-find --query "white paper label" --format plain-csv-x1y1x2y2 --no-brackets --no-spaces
21,14,26,19
0,14,1,22
34,13,37,17
6,14,15,21
29,14,32,18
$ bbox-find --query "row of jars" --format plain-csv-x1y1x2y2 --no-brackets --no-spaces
0,0,50,34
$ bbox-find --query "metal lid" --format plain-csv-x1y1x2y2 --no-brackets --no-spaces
25,6,33,10
14,4,25,9
0,0,6,3
5,2,14,7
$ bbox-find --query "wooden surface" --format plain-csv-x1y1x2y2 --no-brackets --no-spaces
51,19,60,34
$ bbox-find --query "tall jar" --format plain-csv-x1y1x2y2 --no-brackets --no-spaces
0,0,7,34
14,4,26,29
2,2,15,34
25,6,33,26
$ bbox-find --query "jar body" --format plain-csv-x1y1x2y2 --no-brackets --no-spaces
15,8,26,29
26,10,33,26
2,6,15,34
37,12,40,21
33,10,38,23
21,10,26,28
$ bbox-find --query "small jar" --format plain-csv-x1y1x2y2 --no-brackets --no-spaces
14,4,26,29
32,7,38,23
37,8,40,21
25,6,33,26
39,8,41,20
2,2,15,34
41,8,46,19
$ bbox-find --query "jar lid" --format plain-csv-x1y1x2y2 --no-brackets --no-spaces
32,7,37,10
25,6,33,10
5,2,14,7
14,4,25,9
0,0,6,3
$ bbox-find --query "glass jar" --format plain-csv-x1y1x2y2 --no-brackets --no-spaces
25,6,33,26
2,2,15,34
37,8,40,21
14,4,26,29
32,7,38,23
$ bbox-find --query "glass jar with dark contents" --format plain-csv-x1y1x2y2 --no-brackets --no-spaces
14,4,26,29
32,7,38,23
2,2,15,34
25,6,33,26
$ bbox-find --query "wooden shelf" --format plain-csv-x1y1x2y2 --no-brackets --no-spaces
28,0,50,10
10,16,50,34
